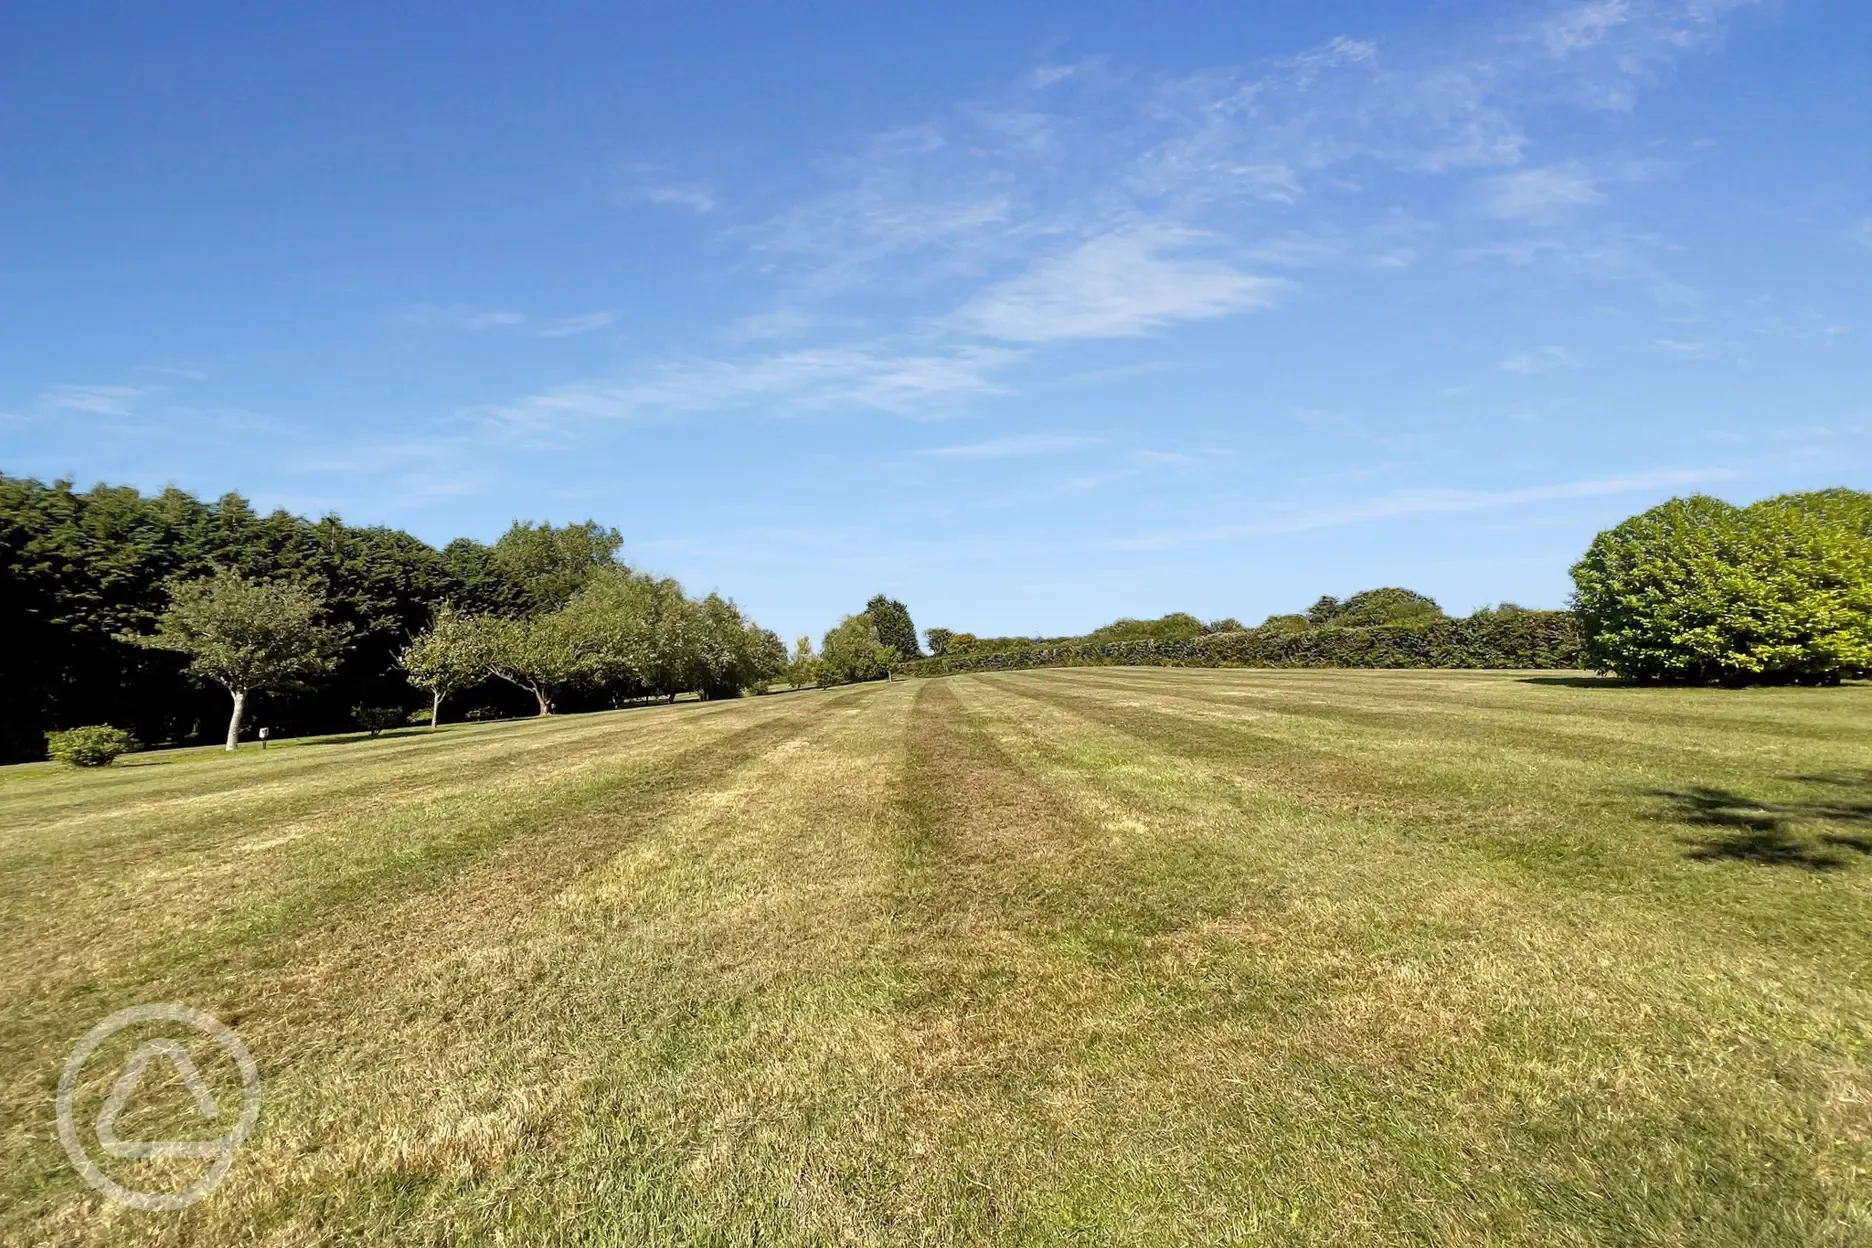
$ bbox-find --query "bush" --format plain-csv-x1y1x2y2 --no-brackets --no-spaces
45,726,133,767
1571,490,1872,684
353,706,405,737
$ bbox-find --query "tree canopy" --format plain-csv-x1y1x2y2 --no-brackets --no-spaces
864,594,921,659
820,615,895,686
1571,489,1872,684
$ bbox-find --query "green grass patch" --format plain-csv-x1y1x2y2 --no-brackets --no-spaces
2,671,1868,1245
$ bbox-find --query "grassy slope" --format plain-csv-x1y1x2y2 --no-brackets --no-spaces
1,670,1868,1246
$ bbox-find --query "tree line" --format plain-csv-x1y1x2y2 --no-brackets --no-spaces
911,489,1872,686
0,476,802,760
9,476,1864,763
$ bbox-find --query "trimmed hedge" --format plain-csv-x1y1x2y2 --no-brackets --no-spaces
897,611,1583,677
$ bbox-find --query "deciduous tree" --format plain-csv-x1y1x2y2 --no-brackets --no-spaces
122,570,348,749
399,608,490,727
819,615,896,686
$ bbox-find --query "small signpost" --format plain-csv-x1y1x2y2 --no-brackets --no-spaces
257,727,269,750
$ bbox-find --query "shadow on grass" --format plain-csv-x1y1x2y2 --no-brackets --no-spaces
1649,775,1872,870
301,727,439,747
1518,675,1638,689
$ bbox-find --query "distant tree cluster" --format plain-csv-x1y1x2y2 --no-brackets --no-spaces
0,475,785,760
809,595,921,687
1572,489,1872,684
399,568,785,722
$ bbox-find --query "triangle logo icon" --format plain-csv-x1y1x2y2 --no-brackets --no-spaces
94,1039,229,1160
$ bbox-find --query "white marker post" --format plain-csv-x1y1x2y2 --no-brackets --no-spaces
257,727,269,750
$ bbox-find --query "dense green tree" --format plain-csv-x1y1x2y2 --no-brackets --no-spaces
819,615,895,686
122,570,349,749
924,627,955,657
439,538,529,617
493,520,624,613
1572,490,1872,684
864,594,921,659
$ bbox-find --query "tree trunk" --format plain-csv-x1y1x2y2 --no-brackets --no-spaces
225,689,247,751
534,688,551,716
431,687,442,728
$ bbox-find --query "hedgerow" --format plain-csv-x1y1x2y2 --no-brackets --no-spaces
896,611,1582,677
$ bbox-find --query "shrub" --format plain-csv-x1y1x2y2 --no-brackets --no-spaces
45,726,133,767
1570,490,1872,684
353,706,405,737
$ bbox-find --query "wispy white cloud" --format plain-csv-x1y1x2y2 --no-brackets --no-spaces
635,181,716,214
917,433,1095,459
1500,345,1580,373
400,303,527,331
1480,166,1605,221
1111,467,1737,549
536,311,616,338
956,226,1288,342
725,307,826,342
1541,1,1632,56
1650,337,1722,358
618,163,717,214
482,343,1021,433
1850,218,1872,249
479,0,1757,431
41,384,149,416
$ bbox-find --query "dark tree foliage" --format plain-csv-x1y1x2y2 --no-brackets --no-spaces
0,475,546,760
1304,596,1341,625
864,594,921,659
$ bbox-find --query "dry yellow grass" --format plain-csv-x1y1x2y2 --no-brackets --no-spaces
2,670,1868,1245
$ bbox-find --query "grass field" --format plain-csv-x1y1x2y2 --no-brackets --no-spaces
2,668,1869,1246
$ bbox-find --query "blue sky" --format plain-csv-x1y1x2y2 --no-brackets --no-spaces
4,0,1868,643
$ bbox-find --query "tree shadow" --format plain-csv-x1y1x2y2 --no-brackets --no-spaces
1648,778,1872,870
